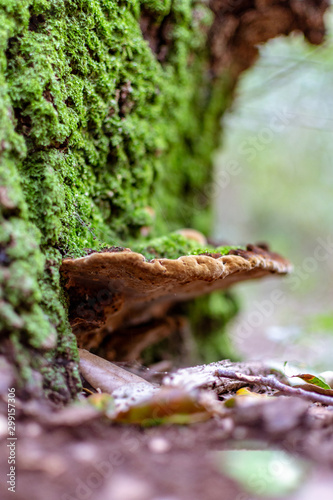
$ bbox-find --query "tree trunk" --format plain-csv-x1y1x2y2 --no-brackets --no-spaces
0,0,328,403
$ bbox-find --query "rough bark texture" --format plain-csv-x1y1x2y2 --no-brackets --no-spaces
0,0,328,403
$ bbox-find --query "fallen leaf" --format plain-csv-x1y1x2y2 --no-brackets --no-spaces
225,388,268,408
293,374,331,390
87,393,115,413
113,387,214,426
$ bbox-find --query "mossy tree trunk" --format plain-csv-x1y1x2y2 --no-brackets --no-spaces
0,0,327,403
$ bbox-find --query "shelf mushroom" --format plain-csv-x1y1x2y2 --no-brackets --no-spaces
61,243,292,361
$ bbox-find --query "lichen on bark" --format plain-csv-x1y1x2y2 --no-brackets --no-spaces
0,0,328,402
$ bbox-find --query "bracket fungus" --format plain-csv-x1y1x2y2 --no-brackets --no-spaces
61,243,292,361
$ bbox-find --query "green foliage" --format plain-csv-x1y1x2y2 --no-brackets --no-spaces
216,450,307,497
307,313,333,334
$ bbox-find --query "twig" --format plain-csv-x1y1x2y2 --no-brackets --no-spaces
215,369,333,406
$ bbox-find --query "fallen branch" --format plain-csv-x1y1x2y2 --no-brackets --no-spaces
215,369,333,406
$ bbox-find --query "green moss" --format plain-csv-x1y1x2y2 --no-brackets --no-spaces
187,292,240,363
0,0,237,401
132,232,242,260
4,0,215,253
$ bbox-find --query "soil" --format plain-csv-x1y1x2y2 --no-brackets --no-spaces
1,377,333,500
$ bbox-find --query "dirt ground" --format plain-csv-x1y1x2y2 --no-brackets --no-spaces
1,377,333,500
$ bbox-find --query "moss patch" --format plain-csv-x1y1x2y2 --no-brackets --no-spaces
0,0,235,401
6,0,218,254
132,232,242,260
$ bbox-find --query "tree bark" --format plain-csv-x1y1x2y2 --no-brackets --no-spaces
0,0,328,403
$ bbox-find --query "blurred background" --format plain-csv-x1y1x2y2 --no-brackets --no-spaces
213,11,333,372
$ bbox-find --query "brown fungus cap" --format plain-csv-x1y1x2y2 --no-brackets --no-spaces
60,244,292,359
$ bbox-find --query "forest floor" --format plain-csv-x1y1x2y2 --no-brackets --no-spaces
1,360,333,500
